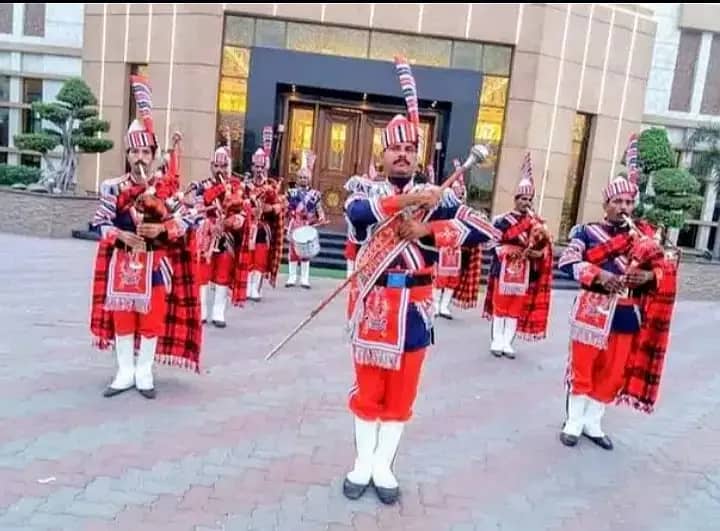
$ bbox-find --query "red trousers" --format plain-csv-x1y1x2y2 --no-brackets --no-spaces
288,246,309,263
569,332,634,403
250,243,269,272
349,348,426,422
435,273,460,290
113,285,167,338
198,251,234,286
492,289,526,319
344,241,358,260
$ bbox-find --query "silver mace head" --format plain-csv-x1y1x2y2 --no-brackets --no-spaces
461,144,490,171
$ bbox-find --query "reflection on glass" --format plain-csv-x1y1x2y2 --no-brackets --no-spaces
225,15,254,47
288,22,369,58
218,77,247,113
480,76,509,108
559,113,592,240
483,45,512,76
372,127,384,174
222,46,250,78
370,31,451,67
452,41,483,71
256,18,286,48
288,107,315,176
329,123,347,170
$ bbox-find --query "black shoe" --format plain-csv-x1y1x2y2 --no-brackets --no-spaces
285,282,295,288
212,320,227,328
491,350,503,358
503,351,516,359
301,284,311,290
583,432,613,450
439,312,453,320
201,319,207,325
342,478,370,500
559,432,579,447
373,484,400,505
137,388,157,400
102,385,133,398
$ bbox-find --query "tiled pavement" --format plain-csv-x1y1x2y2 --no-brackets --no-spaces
1,233,719,531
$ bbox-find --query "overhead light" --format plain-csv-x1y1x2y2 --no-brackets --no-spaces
362,93,367,101
431,100,437,108
291,84,296,93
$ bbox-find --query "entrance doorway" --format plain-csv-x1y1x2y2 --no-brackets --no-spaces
281,97,438,227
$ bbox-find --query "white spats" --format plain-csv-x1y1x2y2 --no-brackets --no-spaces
491,317,505,353
346,260,354,279
563,394,588,437
583,397,606,437
372,421,405,489
135,336,157,390
439,289,453,318
109,334,135,390
199,284,209,322
300,261,310,287
286,261,298,286
503,317,518,354
211,285,228,324
346,416,378,486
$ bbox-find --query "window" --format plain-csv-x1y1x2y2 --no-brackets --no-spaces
700,34,720,115
286,106,315,177
483,45,512,76
0,75,10,102
225,15,254,47
471,75,510,210
0,4,12,34
288,22,369,59
452,41,483,71
370,31,451,67
559,113,593,240
23,78,43,103
23,3,45,37
0,152,7,164
669,30,702,112
217,39,251,172
22,78,43,134
21,154,42,168
255,18,286,49
0,108,9,147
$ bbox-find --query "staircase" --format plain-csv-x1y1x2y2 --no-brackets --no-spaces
71,227,580,290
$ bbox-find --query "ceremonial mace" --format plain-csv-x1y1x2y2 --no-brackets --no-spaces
263,144,490,361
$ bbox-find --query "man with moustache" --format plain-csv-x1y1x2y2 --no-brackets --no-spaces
340,57,501,505
89,75,201,399
557,174,678,450
483,154,553,359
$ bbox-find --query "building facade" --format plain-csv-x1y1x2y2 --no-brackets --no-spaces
80,3,656,238
0,4,84,169
642,3,720,255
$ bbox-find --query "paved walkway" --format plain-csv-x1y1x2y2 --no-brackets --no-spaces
1,234,719,531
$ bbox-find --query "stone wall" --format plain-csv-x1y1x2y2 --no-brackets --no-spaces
0,187,97,238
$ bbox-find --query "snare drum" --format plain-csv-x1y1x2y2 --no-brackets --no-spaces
291,225,320,260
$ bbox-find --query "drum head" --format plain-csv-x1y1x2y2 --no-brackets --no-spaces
293,225,318,243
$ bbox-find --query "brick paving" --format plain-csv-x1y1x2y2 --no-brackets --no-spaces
1,233,719,531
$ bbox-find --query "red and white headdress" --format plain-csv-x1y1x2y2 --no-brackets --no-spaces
381,56,420,150
515,152,535,198
126,74,157,149
603,175,639,203
212,146,229,167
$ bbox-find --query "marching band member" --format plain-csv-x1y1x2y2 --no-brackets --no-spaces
557,174,678,450
285,150,325,288
341,57,500,505
482,153,553,358
245,132,286,301
89,75,201,399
